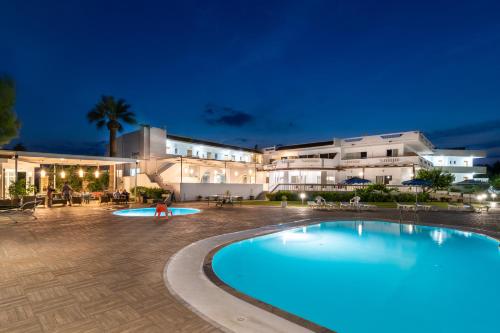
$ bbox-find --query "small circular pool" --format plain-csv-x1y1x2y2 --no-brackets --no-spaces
113,207,200,217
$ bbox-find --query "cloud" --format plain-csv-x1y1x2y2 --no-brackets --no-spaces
427,119,500,139
203,104,254,127
425,119,500,163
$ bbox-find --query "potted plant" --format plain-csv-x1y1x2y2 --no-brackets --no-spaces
281,195,288,208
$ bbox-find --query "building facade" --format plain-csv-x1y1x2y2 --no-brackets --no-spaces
115,127,487,200
262,131,486,190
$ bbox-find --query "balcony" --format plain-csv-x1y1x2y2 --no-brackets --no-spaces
262,158,338,171
340,155,431,168
437,166,487,174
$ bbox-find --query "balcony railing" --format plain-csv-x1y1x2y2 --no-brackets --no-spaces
437,166,487,174
340,155,431,168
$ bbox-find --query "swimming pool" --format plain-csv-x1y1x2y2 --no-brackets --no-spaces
212,221,499,333
113,207,200,216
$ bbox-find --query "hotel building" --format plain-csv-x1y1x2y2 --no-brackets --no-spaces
114,126,486,200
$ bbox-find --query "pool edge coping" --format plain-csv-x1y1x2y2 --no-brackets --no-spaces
164,216,500,333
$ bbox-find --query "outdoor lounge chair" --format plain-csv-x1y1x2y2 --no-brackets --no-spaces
416,204,432,211
0,199,42,222
447,203,474,212
396,203,415,211
307,201,318,209
340,202,351,209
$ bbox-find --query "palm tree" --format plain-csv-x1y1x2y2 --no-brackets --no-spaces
87,96,137,157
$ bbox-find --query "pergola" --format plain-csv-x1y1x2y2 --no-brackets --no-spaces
0,150,137,198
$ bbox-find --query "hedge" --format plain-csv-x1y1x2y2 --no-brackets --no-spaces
131,186,169,199
266,190,429,202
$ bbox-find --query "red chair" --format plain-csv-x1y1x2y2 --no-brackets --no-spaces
154,203,172,219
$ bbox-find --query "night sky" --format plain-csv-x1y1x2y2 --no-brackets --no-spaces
1,0,499,161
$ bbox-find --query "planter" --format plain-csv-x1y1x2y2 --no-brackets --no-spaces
281,201,288,208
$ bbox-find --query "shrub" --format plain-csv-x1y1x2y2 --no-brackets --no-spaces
131,186,169,199
265,190,430,203
266,191,299,201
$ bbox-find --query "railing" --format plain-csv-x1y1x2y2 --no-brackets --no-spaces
269,183,412,193
340,155,430,168
261,155,432,171
437,166,487,174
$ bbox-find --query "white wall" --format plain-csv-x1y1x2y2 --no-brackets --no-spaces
166,138,256,162
176,183,264,201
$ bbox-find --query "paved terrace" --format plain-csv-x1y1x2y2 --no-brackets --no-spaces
1,204,499,333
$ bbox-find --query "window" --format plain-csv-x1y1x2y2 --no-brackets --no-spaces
281,156,288,160
376,175,392,184
207,152,212,159
320,153,337,159
196,151,199,157
214,153,218,159
174,148,178,154
231,155,236,161
187,149,192,157
464,160,469,167
360,152,367,159
386,149,398,157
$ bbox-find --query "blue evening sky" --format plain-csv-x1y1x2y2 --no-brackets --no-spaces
1,0,499,160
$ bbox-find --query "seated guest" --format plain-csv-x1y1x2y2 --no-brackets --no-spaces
121,189,129,202
113,190,121,199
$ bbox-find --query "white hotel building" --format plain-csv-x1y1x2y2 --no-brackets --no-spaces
115,126,486,200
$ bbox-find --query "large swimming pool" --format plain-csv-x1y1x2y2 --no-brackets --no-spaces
212,221,499,333
113,207,200,216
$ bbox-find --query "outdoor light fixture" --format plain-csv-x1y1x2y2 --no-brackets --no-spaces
235,171,239,176
491,193,497,199
359,171,363,177
249,169,253,174
94,170,100,178
300,192,306,204
60,170,66,178
78,169,84,178
40,169,46,177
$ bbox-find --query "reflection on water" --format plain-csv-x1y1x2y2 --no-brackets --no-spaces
430,229,449,245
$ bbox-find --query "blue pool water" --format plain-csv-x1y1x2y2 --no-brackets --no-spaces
212,221,499,333
112,207,200,216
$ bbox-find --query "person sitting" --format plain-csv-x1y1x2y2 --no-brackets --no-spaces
121,189,129,202
113,190,121,199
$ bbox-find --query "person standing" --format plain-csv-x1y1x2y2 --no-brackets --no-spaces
46,183,55,207
62,181,73,206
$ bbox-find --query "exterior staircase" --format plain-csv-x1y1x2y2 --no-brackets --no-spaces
146,161,176,192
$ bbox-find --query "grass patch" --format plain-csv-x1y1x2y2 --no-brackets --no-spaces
241,200,451,208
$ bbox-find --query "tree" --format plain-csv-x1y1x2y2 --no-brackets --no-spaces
0,75,20,146
87,96,136,157
416,168,455,192
12,142,27,151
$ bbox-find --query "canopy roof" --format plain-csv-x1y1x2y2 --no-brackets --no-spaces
0,150,137,166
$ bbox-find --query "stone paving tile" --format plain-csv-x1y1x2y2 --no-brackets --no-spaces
0,204,498,332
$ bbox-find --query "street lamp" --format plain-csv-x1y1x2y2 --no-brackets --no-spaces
300,192,306,205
